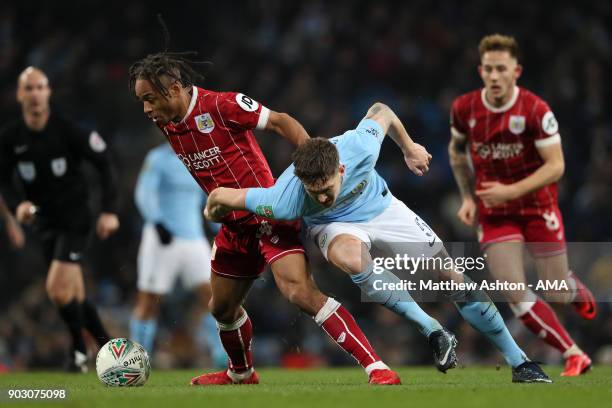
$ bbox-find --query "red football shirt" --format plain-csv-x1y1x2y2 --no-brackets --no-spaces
451,86,562,216
160,86,274,225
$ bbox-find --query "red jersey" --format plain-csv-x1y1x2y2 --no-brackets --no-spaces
450,86,562,216
160,86,274,225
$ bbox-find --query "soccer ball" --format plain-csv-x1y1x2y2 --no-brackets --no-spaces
96,338,151,386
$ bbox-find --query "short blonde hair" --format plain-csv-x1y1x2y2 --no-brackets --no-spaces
478,34,519,59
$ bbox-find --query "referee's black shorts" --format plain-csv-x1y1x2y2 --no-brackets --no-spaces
34,214,92,265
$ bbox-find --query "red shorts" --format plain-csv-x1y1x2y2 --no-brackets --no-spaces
478,205,566,257
211,218,305,279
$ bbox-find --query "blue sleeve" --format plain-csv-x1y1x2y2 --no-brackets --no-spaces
134,151,163,223
244,165,304,221
335,118,385,171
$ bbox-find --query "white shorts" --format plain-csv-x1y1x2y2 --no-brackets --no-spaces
137,224,212,294
307,196,444,260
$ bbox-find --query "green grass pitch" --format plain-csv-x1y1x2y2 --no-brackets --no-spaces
1,366,610,408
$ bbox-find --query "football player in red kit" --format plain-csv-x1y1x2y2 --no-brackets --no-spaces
449,34,595,376
129,52,399,386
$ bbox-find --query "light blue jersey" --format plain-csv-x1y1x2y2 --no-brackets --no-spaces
135,144,207,240
245,119,391,225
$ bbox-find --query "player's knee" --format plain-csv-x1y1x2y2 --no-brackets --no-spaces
46,285,73,305
209,299,241,324
328,236,367,274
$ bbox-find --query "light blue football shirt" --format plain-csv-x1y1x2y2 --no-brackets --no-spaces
245,119,392,225
135,144,210,240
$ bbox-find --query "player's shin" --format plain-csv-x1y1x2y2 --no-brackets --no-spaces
351,263,443,337
217,310,254,377
510,295,579,356
57,300,87,355
450,275,528,367
129,317,158,355
314,297,386,374
81,299,110,346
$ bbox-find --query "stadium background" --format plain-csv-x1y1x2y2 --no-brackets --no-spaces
0,0,611,371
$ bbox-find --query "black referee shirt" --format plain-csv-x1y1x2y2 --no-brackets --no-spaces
0,114,118,226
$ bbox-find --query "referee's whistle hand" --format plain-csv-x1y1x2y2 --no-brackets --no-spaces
96,212,120,240
16,201,37,225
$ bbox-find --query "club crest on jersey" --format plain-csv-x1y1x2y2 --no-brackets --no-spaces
17,161,36,182
195,113,215,133
468,118,476,128
51,157,67,177
508,115,526,135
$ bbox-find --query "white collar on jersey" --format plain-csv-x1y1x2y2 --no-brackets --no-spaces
481,85,519,113
181,86,199,123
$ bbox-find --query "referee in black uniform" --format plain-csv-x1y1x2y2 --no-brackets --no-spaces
0,67,119,372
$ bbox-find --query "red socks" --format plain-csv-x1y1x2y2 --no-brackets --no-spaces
315,298,387,373
518,298,575,353
217,312,253,374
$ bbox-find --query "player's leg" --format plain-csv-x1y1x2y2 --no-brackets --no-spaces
325,232,444,338
131,291,162,354
130,224,175,355
526,207,596,320
46,231,110,371
181,238,226,368
190,270,257,385
362,197,548,381
485,241,582,370
269,252,399,384
432,246,530,369
317,220,456,373
46,259,88,371
191,226,260,386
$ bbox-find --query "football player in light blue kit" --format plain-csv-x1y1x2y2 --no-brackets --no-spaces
204,102,551,383
130,143,225,367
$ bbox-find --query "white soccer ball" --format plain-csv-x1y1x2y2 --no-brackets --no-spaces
96,338,151,386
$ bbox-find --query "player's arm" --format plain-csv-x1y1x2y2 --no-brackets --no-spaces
134,152,173,244
221,93,309,146
0,195,24,249
364,102,431,176
69,126,119,239
204,188,249,222
265,110,310,146
205,168,302,222
476,142,564,208
448,131,477,226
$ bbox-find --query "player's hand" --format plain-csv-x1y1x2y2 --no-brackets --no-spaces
155,222,173,245
204,202,226,223
476,181,519,208
96,212,120,240
457,197,477,226
5,215,25,249
16,201,37,225
404,143,432,176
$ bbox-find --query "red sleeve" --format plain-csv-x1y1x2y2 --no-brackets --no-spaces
215,92,270,131
528,97,561,147
450,97,468,141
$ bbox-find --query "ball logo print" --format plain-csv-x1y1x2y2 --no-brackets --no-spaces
96,338,151,387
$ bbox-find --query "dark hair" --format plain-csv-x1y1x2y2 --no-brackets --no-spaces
128,52,209,96
292,138,339,185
